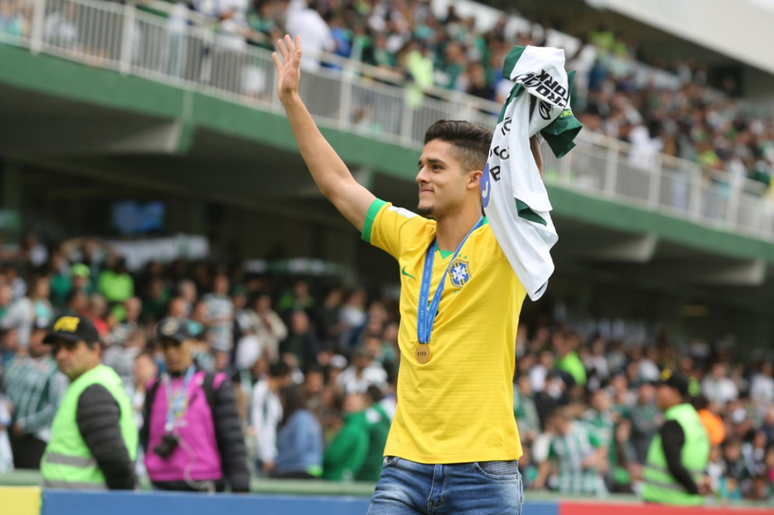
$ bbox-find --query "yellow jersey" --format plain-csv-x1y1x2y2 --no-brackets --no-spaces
362,199,525,464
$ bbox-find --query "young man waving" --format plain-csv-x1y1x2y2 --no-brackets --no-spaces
273,35,542,514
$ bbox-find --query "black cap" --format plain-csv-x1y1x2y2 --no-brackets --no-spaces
156,317,192,343
658,369,690,396
43,315,99,345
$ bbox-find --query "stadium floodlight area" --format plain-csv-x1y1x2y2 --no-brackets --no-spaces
1,0,773,241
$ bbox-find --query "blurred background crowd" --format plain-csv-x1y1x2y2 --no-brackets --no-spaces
1,236,773,500
2,0,772,193
0,0,774,193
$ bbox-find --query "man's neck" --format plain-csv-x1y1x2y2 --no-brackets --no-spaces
434,203,482,252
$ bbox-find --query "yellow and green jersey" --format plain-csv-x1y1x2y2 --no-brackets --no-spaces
362,199,525,464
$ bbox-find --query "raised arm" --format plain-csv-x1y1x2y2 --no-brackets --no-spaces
272,35,375,231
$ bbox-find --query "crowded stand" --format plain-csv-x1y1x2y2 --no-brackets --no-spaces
0,237,773,500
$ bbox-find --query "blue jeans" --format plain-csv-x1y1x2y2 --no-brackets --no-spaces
367,457,524,515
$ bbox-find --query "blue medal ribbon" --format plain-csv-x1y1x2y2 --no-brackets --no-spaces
417,217,484,344
163,364,196,432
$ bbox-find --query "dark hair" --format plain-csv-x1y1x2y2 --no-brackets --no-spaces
304,363,324,376
423,120,493,173
366,385,383,404
280,385,308,426
269,361,292,378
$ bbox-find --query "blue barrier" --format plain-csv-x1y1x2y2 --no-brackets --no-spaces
41,491,371,515
40,490,560,515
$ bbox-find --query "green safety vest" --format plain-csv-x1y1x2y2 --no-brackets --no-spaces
41,364,138,489
642,403,710,506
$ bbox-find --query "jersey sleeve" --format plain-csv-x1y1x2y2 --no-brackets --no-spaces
361,199,427,260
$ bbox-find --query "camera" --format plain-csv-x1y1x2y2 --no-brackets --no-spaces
154,432,179,458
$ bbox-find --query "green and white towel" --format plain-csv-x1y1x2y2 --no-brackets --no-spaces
482,45,582,300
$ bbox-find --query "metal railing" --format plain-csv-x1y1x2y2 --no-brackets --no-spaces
2,0,773,241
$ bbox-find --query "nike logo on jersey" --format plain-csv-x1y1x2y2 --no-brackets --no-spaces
401,266,416,280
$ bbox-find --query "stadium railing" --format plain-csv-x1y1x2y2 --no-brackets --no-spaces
2,0,774,241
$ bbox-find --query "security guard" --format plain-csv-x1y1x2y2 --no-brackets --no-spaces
642,370,711,506
40,314,137,490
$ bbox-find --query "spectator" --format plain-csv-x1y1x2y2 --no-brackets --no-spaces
533,408,607,495
252,361,292,475
103,329,147,391
695,396,726,447
232,346,265,427
204,272,234,353
750,362,774,406
277,280,315,319
285,0,335,72
629,382,659,463
86,293,109,338
132,350,158,479
98,258,134,321
553,332,587,387
514,374,540,444
721,437,747,499
0,274,52,347
249,293,287,364
356,386,391,482
0,0,24,40
702,362,739,407
322,392,369,481
106,296,142,348
0,327,19,369
141,317,249,492
582,388,615,445
280,310,319,370
44,1,81,50
132,350,158,430
0,391,12,472
2,318,67,469
743,430,768,479
609,418,637,493
337,289,367,350
273,385,323,479
336,346,387,395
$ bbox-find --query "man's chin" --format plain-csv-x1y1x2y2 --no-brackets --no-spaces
417,204,434,217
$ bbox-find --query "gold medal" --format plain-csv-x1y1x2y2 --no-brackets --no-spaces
415,344,431,364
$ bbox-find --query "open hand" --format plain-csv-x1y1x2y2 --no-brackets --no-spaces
272,35,303,105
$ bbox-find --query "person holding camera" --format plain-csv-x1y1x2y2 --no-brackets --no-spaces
140,317,249,492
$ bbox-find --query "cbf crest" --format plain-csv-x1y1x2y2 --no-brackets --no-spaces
449,259,471,288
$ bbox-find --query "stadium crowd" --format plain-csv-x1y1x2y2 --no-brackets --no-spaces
2,0,773,192
0,236,773,501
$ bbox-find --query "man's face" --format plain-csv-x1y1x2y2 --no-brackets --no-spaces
655,384,676,411
134,355,158,386
0,285,12,306
214,275,229,295
161,338,192,373
28,329,50,358
416,139,480,219
305,371,324,395
354,355,372,370
53,338,97,380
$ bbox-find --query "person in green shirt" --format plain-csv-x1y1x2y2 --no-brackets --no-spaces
554,332,587,387
581,388,615,445
534,408,607,495
356,386,391,482
513,374,540,444
98,258,134,322
322,393,369,481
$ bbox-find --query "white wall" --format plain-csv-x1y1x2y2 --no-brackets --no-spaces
598,0,774,76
